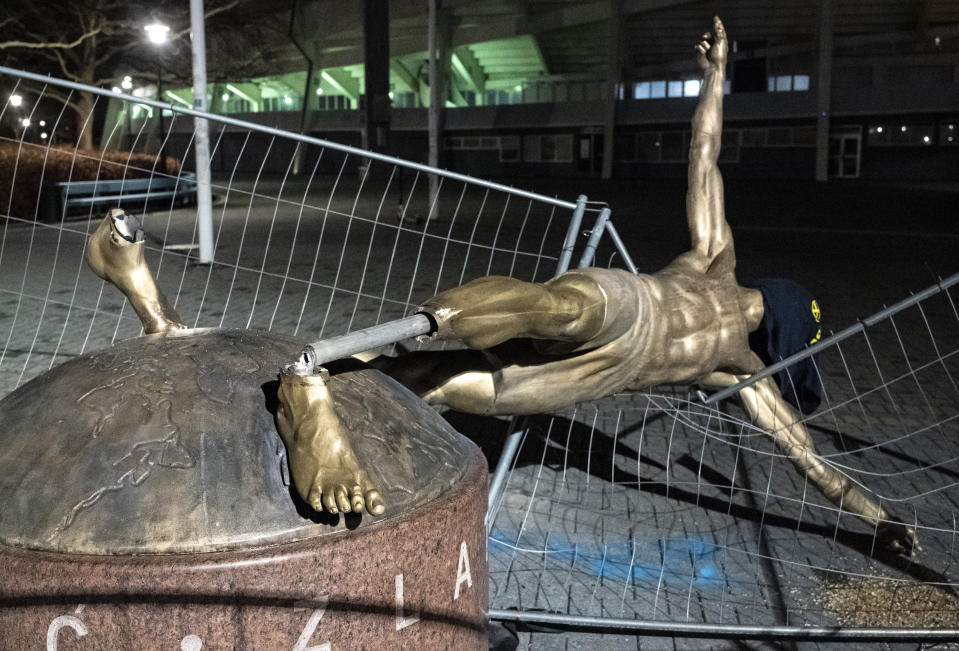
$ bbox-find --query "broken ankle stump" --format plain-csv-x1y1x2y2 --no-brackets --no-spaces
0,328,487,649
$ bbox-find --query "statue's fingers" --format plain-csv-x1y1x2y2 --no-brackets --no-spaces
335,485,351,513
714,17,726,37
351,485,365,513
365,490,385,516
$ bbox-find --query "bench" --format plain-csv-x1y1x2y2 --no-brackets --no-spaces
46,172,197,221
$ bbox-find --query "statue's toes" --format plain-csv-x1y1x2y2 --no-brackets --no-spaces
365,489,385,516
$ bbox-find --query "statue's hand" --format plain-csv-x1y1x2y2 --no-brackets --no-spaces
876,518,920,556
695,16,728,72
276,370,385,516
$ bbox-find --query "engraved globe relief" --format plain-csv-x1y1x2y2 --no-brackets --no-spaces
0,328,473,554
0,212,475,555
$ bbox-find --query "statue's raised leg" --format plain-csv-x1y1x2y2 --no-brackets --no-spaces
85,208,187,334
707,369,920,555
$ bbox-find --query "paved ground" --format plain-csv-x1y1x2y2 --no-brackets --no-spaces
0,166,957,649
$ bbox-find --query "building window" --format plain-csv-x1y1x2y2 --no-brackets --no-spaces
614,134,637,161
637,132,661,161
720,129,741,162
766,74,810,92
659,131,685,162
522,134,573,162
500,135,520,161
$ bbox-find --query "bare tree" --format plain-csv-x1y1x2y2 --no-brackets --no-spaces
0,0,285,150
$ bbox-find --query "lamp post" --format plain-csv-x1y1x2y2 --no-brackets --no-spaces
144,22,170,152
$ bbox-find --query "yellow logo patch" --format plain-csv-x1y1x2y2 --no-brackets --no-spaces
810,300,822,344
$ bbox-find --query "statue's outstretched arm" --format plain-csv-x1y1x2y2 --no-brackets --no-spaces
85,209,187,334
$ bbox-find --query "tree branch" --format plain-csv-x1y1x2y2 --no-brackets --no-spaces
0,26,102,51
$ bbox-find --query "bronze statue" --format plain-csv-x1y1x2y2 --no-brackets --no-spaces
85,18,916,555
369,17,917,554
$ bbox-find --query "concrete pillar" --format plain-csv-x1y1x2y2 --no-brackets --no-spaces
814,0,833,182
601,0,624,180
363,0,391,154
428,0,451,218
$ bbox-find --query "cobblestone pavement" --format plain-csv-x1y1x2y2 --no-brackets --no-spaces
0,171,956,650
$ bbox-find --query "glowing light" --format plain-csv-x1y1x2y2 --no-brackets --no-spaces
901,126,907,132
283,96,292,105
21,118,30,127
222,92,230,102
40,132,48,139
876,126,883,133
315,87,323,95
923,135,931,143
144,23,170,45
388,91,394,99
9,94,22,107
39,120,46,127
121,76,133,90
112,86,122,94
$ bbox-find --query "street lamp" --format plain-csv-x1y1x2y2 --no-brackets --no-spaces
144,23,170,45
144,22,171,151
9,94,23,107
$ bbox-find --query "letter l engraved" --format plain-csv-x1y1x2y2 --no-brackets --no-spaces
292,596,331,651
395,573,420,631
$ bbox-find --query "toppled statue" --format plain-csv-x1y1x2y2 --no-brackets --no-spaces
342,18,916,554
85,17,916,555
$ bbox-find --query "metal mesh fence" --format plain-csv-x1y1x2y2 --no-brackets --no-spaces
2,66,958,645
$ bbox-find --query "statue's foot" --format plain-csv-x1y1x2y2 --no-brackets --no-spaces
276,369,385,516
876,518,920,556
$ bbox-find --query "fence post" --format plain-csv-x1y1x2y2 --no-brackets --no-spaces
556,194,588,275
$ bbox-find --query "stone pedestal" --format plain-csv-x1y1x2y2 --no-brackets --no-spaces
0,329,489,648
0,453,487,648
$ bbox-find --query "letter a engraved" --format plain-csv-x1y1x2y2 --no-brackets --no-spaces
454,541,473,600
395,573,420,631
46,615,88,650
292,596,331,651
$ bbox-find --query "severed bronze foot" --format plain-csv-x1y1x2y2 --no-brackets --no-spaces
85,209,186,334
275,367,384,516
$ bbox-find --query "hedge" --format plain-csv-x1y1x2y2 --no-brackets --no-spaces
0,139,180,220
